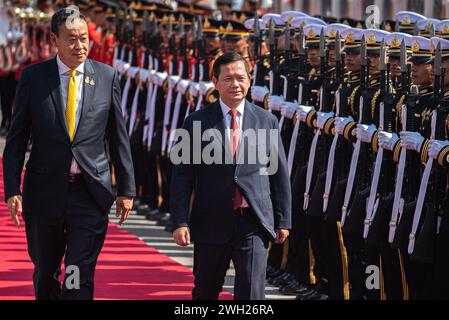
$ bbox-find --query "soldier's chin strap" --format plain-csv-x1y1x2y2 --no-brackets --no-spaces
408,109,436,254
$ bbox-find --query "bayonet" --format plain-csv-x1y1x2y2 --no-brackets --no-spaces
284,23,291,52
269,19,275,47
429,24,435,38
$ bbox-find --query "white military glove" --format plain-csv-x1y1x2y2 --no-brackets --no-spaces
280,101,298,119
399,131,425,152
189,82,200,97
378,131,399,151
428,139,449,159
199,81,215,96
268,95,284,111
251,85,269,102
295,105,314,123
168,75,180,90
126,66,140,79
317,111,335,130
356,124,377,143
121,62,131,76
154,72,168,86
138,68,149,83
334,116,354,135
177,79,190,94
114,59,123,72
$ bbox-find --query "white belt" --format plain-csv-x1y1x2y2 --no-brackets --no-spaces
298,82,303,105
167,90,184,153
408,110,436,254
121,77,132,117
304,129,321,210
389,105,407,243
146,85,158,149
252,64,258,86
287,120,300,177
161,83,175,153
279,116,285,131
408,157,433,254
341,140,361,227
323,134,339,212
128,84,142,137
363,146,383,239
195,95,203,111
142,82,154,144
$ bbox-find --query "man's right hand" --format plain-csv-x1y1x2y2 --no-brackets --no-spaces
7,195,22,229
173,227,191,246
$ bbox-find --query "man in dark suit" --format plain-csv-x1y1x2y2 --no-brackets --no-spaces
170,52,292,300
2,8,135,300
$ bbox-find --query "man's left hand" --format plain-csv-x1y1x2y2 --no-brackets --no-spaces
116,196,133,225
275,229,289,244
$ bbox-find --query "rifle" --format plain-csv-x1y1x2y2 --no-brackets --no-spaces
410,42,446,262
179,14,188,79
296,26,307,104
252,13,265,86
319,28,331,112
167,14,178,75
268,19,282,97
359,35,372,189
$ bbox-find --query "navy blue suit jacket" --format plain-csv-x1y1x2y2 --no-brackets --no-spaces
170,100,292,244
3,58,136,216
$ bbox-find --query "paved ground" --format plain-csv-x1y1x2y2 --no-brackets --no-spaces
0,133,293,300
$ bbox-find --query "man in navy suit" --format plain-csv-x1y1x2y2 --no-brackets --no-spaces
3,8,135,300
170,52,292,300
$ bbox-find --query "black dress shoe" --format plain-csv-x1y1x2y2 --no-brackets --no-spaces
137,207,151,216
297,291,329,301
145,209,162,220
272,272,295,287
156,213,171,226
281,282,310,296
132,198,141,210
266,267,283,280
295,279,328,300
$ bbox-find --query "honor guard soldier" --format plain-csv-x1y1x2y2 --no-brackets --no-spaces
395,11,426,35
416,18,440,38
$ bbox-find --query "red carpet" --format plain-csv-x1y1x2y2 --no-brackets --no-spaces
0,159,233,300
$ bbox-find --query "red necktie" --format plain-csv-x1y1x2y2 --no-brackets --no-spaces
229,109,244,209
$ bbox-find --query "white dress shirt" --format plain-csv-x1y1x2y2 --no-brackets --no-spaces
219,98,245,144
219,98,250,208
56,55,85,174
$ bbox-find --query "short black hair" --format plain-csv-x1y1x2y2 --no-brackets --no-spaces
212,52,250,79
51,7,87,37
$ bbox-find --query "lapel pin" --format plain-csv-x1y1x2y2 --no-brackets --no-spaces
90,78,95,86
85,76,90,84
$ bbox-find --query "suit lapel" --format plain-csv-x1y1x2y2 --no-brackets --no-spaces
46,57,69,141
74,59,96,142
207,101,233,164
236,100,257,174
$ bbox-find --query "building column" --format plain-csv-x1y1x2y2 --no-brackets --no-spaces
310,0,323,16
331,0,341,19
424,0,434,17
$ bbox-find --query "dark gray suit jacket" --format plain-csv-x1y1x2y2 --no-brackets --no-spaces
3,58,136,216
170,100,292,243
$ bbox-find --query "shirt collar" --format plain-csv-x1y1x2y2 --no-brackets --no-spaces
219,98,245,118
56,55,85,76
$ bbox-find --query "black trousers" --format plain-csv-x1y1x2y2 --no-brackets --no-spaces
0,73,16,129
23,178,108,300
192,210,269,300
